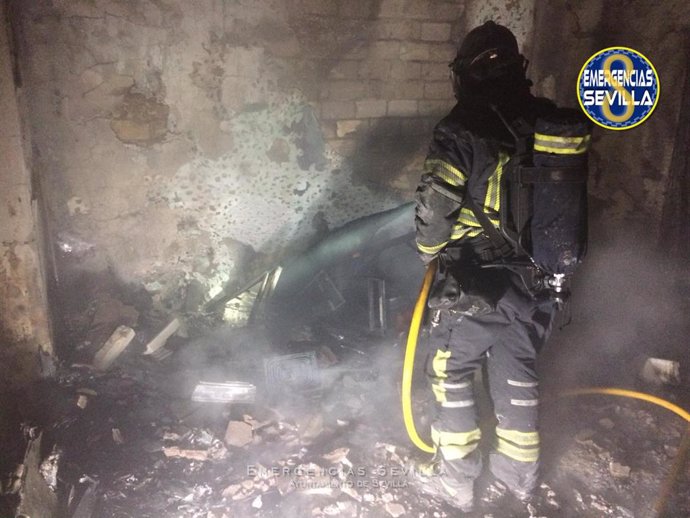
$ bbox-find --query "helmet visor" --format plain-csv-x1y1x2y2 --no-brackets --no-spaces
461,47,525,82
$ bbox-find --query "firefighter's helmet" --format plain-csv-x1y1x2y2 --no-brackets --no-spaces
450,21,528,101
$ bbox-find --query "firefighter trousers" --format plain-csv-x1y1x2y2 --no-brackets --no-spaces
425,270,556,499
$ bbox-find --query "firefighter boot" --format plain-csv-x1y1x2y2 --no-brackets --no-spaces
408,459,475,512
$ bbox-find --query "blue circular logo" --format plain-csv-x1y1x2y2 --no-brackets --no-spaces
577,47,659,130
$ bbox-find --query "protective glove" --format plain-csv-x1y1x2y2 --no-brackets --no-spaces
427,266,494,316
453,290,494,316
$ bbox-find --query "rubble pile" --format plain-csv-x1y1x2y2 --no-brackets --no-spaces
2,309,446,517
543,399,690,517
1,280,688,517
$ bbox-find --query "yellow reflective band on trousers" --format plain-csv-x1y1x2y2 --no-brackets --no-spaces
431,383,447,403
432,349,451,383
431,379,471,404
496,427,540,446
432,426,482,461
534,133,590,155
425,159,467,186
495,427,540,463
431,349,450,403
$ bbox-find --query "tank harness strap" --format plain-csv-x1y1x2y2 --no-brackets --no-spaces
462,172,514,259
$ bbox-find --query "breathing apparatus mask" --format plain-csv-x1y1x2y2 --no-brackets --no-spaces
450,21,530,106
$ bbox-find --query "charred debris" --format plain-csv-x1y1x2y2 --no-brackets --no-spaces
1,204,429,518
1,203,689,517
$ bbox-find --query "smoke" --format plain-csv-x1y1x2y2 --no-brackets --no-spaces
539,224,689,392
158,228,689,517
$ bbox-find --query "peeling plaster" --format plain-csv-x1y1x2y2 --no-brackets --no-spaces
15,0,525,312
151,91,401,296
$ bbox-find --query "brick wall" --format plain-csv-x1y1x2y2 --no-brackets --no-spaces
15,0,472,313
306,0,462,158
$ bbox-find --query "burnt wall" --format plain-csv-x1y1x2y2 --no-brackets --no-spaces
7,0,689,366
12,0,536,320
0,2,53,390
531,0,690,239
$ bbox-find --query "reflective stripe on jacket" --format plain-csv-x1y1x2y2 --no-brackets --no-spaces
414,99,555,258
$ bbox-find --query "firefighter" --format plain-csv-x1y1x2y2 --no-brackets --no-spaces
411,21,568,512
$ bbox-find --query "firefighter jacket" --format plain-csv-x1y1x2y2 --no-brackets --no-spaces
415,97,555,263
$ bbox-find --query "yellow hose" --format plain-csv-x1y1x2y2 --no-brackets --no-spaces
559,387,690,518
402,269,690,514
402,260,437,453
559,387,690,423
